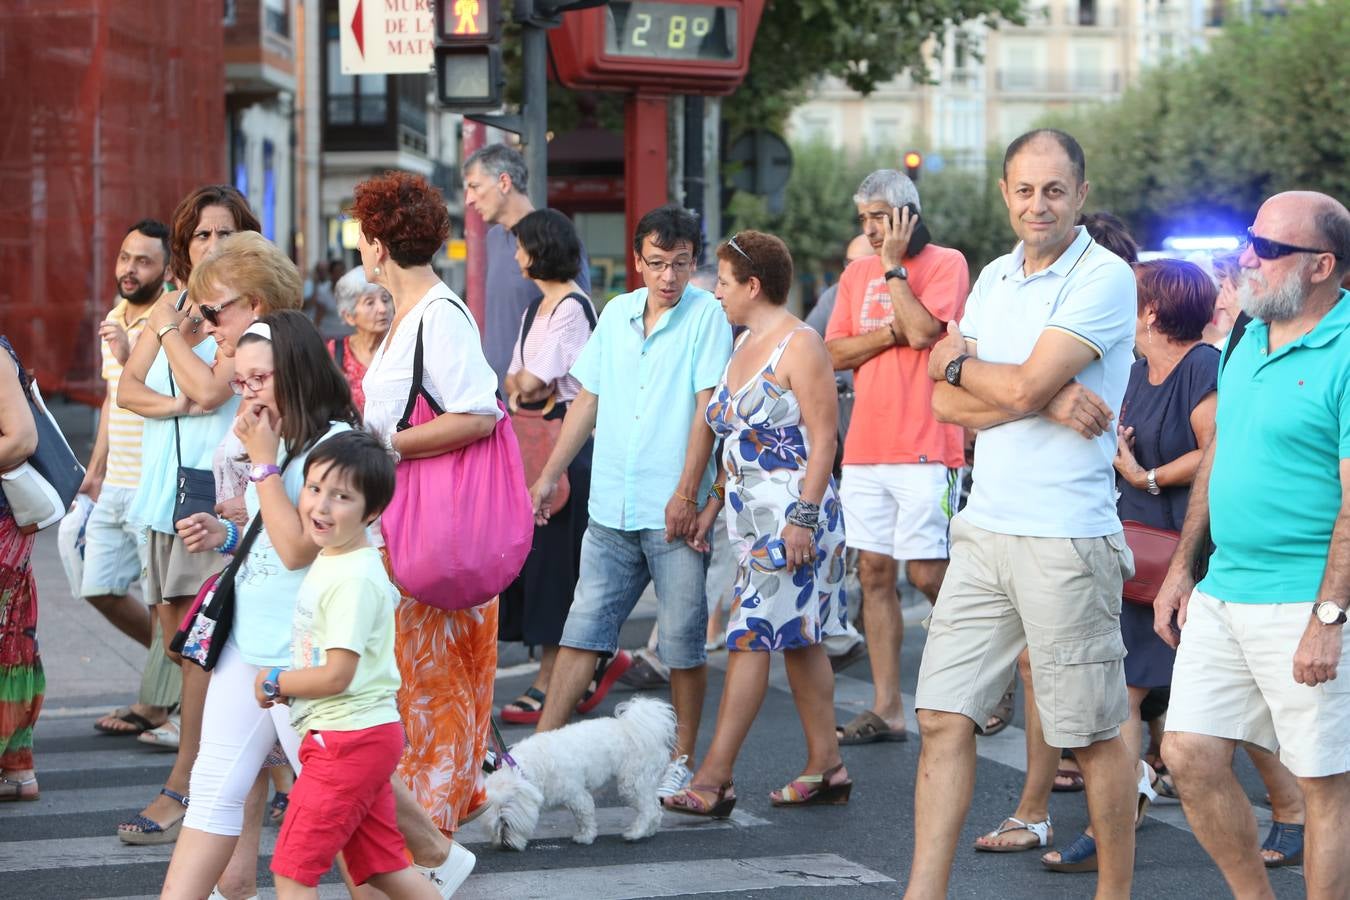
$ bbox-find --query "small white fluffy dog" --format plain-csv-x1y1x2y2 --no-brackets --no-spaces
484,696,676,850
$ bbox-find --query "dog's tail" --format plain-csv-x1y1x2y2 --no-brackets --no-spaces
614,696,677,756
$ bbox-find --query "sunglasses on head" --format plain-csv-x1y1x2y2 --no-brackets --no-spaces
1245,228,1342,261
199,296,243,325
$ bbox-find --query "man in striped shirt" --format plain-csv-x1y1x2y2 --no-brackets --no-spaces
86,220,182,737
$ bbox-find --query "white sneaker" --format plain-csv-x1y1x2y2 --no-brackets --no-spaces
658,755,692,798
418,841,475,898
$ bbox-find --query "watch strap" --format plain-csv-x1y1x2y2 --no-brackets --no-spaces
884,266,908,282
250,464,282,483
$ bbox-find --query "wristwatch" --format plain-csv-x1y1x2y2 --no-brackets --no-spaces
944,353,971,387
884,266,909,282
1313,600,1348,626
1146,468,1161,496
262,667,284,699
248,463,282,483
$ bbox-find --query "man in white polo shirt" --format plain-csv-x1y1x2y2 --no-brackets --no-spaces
902,130,1138,900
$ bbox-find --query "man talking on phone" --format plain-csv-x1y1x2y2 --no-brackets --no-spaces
824,169,971,744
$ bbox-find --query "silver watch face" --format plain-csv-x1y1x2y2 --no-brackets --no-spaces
1316,602,1342,624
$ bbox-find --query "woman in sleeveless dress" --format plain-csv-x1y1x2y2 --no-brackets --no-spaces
663,231,851,819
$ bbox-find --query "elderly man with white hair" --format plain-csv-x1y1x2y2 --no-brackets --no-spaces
328,265,392,414
823,169,971,746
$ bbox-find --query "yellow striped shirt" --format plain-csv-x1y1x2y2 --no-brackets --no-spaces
102,299,154,489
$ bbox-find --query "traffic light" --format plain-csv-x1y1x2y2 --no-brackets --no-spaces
435,0,505,109
904,151,922,182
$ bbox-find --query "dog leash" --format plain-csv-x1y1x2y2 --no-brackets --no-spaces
489,716,520,772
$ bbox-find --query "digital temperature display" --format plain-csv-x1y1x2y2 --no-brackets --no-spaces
604,2,738,62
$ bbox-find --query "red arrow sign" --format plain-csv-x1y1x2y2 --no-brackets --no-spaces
351,0,364,57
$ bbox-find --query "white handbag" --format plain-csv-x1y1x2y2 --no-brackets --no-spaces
1,370,84,533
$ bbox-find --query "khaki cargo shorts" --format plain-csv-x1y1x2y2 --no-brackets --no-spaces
143,529,221,605
915,515,1135,748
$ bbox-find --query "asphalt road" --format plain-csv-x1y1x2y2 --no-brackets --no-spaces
0,527,1308,899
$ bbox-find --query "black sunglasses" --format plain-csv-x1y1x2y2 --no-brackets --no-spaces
199,296,243,326
1246,228,1341,261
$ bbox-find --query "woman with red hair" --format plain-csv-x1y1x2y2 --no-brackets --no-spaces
351,171,497,893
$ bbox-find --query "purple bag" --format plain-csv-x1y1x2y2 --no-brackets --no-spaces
380,299,533,610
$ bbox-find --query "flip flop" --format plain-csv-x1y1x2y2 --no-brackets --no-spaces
974,815,1052,853
576,651,633,715
836,710,907,745
94,708,160,736
501,686,546,725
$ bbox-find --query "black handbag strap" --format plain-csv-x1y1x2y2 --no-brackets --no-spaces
1220,312,1251,374
219,452,296,577
397,296,474,431
166,370,186,471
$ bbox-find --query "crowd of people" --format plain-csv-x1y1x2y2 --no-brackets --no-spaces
1,132,1349,900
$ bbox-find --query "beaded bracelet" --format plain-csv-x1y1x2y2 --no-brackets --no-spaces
708,482,725,502
217,518,239,555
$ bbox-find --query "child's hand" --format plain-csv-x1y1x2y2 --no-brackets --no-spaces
254,669,273,708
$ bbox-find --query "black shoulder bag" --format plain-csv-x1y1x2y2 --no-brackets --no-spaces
167,371,218,523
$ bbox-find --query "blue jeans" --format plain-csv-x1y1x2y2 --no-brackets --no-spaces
560,522,709,669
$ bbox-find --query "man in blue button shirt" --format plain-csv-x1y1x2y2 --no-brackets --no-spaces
530,205,733,797
1155,191,1350,900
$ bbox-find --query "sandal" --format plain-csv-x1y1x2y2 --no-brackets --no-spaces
501,686,547,725
662,780,736,818
94,707,164,736
770,763,852,806
1137,763,1158,827
137,716,181,750
836,710,908,745
576,651,633,715
269,790,289,823
1261,821,1304,868
118,788,189,845
1052,767,1085,793
982,686,1016,737
0,775,39,802
973,816,1052,853
1041,832,1097,872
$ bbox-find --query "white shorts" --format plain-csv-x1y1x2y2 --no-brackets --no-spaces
1166,589,1350,778
840,463,960,561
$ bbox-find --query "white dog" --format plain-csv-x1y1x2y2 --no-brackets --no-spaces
483,696,676,850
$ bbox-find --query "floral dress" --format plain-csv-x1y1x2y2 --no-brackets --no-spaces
705,327,848,651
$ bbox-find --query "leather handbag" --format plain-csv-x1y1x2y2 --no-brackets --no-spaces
167,372,217,523
170,510,266,671
1121,520,1179,607
380,297,534,610
0,341,85,533
505,292,597,513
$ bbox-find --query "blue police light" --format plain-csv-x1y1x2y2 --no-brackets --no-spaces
1161,235,1242,252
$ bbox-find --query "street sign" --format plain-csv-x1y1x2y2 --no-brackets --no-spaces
338,0,436,75
725,129,792,195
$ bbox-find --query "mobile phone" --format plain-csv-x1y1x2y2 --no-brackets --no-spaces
903,203,932,256
764,539,787,569
174,292,189,312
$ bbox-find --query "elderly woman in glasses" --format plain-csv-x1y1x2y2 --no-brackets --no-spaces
327,266,393,414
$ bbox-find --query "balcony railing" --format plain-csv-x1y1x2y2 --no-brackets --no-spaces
995,68,1122,93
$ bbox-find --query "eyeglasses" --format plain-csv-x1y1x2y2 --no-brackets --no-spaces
227,371,274,395
727,235,753,266
642,257,695,275
199,296,243,325
1245,228,1342,261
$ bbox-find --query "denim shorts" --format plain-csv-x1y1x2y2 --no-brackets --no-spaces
560,522,709,669
80,485,147,598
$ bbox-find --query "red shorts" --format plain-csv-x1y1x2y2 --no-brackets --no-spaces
270,721,409,886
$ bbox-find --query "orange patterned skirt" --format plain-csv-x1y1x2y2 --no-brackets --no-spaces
393,594,498,834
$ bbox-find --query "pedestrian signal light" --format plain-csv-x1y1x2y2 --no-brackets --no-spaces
435,45,504,108
436,0,502,44
904,151,922,181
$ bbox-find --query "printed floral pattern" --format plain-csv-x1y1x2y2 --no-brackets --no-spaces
705,328,848,652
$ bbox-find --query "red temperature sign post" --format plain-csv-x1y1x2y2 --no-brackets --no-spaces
549,0,765,286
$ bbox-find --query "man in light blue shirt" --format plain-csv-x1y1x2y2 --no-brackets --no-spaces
531,205,732,796
1155,191,1350,900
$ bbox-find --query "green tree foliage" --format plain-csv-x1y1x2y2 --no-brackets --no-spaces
726,0,1025,133
728,141,1016,296
1052,1,1350,248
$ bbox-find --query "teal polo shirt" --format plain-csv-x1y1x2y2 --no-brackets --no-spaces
570,285,732,531
1201,289,1350,603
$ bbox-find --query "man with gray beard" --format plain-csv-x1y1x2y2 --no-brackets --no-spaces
1154,191,1350,900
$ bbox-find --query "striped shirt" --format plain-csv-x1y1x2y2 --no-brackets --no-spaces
507,292,597,403
102,299,154,489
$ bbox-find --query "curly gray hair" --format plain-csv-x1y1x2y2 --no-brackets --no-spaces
853,169,921,212
333,266,391,319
